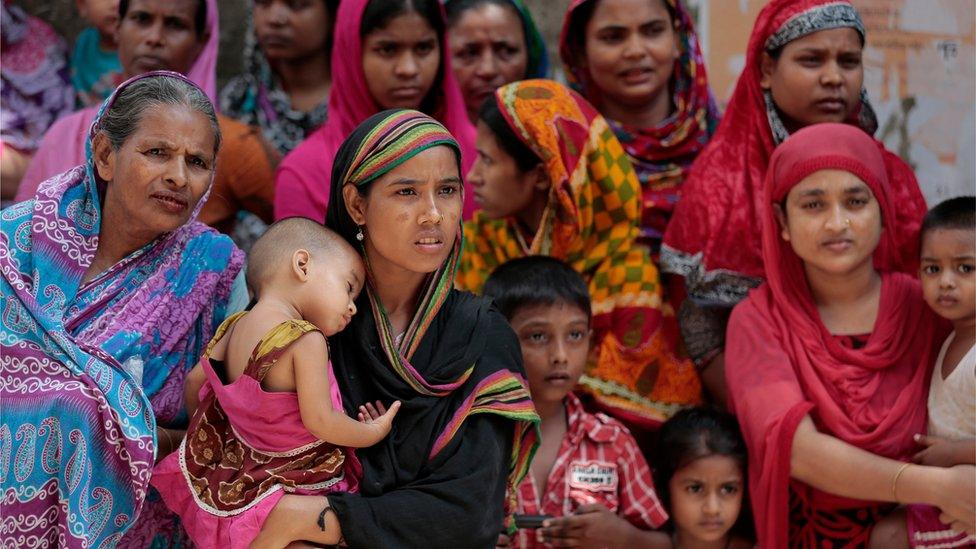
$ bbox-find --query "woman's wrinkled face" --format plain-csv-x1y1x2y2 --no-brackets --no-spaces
117,0,205,77
362,12,441,110
467,121,543,220
669,455,744,545
344,145,462,276
761,27,864,132
253,0,331,62
581,0,678,111
94,103,216,242
449,3,528,120
777,169,882,277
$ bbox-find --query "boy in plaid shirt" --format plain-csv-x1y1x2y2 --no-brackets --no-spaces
485,257,670,548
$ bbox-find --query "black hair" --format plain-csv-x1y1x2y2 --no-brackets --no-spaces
360,0,446,115
119,0,208,39
921,196,976,239
483,256,591,322
322,0,341,60
444,0,519,27
564,0,676,66
361,0,445,37
477,94,541,172
654,407,747,511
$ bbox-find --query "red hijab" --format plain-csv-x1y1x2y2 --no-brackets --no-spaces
273,0,477,222
724,123,945,547
661,0,926,303
558,0,720,254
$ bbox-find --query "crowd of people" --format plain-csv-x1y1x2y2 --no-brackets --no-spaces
1,0,973,547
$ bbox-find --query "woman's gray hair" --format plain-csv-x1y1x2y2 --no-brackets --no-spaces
98,75,221,155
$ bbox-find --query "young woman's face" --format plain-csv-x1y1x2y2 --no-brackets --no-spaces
581,0,678,111
344,145,462,277
761,27,864,132
668,455,743,545
777,169,882,277
362,12,441,110
253,0,332,62
449,2,528,120
508,301,591,409
468,121,544,220
94,103,216,244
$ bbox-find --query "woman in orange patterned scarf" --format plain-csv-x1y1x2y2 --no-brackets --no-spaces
457,79,700,428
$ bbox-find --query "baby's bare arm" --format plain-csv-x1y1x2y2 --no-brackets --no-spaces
184,362,207,416
293,334,399,448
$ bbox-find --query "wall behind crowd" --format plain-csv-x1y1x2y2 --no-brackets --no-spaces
23,0,973,202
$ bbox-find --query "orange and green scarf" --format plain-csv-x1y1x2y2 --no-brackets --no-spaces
458,81,701,427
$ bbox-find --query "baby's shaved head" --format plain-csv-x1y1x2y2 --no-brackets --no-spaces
247,217,359,293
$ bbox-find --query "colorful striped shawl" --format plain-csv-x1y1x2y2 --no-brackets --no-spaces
324,109,539,530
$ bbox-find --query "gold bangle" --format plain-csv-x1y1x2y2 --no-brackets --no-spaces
892,462,912,502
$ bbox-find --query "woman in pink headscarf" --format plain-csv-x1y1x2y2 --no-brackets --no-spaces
273,0,477,221
15,0,276,236
725,123,974,547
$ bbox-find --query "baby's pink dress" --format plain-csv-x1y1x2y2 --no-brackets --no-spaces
152,314,361,548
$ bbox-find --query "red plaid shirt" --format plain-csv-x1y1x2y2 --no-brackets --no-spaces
512,393,668,548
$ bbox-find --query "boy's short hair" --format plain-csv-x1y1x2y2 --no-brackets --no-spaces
247,217,356,293
921,196,976,239
483,257,591,321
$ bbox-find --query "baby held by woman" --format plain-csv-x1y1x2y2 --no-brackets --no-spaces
152,218,400,548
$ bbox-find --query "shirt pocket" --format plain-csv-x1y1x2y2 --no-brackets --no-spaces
567,460,619,513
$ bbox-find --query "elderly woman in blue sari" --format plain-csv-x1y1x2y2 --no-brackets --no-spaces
0,72,244,547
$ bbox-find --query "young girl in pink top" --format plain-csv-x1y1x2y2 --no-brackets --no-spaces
152,217,400,548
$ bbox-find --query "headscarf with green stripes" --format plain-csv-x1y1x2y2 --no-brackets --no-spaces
325,109,539,532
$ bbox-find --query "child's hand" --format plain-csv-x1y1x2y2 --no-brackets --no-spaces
536,504,632,548
913,434,976,467
357,400,401,440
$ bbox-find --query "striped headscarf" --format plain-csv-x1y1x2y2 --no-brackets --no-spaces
325,109,539,531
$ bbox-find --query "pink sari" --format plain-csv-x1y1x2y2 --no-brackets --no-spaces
273,0,477,222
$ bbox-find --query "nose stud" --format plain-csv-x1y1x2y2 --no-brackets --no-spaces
845,218,852,226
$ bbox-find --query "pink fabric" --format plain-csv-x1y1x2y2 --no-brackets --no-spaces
274,0,477,222
14,0,220,202
724,124,946,547
908,504,976,548
151,359,359,548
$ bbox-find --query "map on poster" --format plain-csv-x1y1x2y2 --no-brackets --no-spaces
693,0,975,203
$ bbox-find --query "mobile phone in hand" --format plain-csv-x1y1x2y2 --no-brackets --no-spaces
513,514,552,529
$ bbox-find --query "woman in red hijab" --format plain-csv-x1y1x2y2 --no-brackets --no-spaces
661,0,927,405
725,123,974,548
